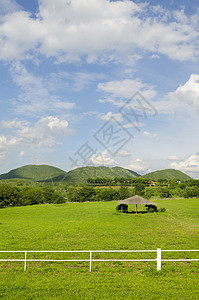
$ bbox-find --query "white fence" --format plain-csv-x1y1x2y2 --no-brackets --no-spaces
0,249,198,272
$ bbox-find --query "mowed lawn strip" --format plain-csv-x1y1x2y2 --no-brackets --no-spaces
0,198,198,299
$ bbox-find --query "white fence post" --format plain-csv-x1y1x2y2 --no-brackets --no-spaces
90,251,92,272
157,248,161,271
24,251,27,271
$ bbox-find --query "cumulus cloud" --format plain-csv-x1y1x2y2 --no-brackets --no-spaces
0,135,21,159
148,73,199,116
168,153,199,175
143,131,157,138
0,0,198,62
116,149,131,157
90,149,118,166
17,116,74,146
124,158,149,173
98,112,123,123
168,74,199,113
0,0,21,14
98,78,157,100
0,116,75,158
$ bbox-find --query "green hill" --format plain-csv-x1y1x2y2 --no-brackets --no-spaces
0,165,140,184
61,166,140,185
0,165,191,185
142,169,191,181
0,165,67,182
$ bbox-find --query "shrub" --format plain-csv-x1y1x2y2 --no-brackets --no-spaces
145,204,157,213
116,204,128,213
159,207,166,212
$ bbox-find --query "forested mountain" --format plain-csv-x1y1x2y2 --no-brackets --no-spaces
0,165,67,182
0,165,192,184
142,169,191,181
45,166,140,185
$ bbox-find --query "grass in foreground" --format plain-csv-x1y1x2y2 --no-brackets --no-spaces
0,198,198,299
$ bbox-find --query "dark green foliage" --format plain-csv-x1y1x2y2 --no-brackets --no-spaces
95,188,119,201
0,184,20,207
119,186,129,199
159,207,166,212
0,184,65,207
67,186,97,202
116,204,128,213
20,187,45,205
183,186,199,198
145,187,156,199
156,187,171,198
67,186,82,202
145,204,158,212
67,186,120,202
134,182,145,196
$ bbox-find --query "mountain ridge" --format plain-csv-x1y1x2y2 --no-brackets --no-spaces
0,164,192,184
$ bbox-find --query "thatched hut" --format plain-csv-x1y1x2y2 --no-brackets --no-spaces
117,195,157,214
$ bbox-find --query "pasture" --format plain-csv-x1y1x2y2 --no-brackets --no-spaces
0,199,198,299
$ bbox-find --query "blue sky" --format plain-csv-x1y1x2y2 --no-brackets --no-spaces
0,0,199,178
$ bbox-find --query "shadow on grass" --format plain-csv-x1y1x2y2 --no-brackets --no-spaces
113,211,148,215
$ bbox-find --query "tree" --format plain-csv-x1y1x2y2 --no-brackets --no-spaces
119,186,129,199
0,184,20,207
156,187,171,198
20,187,44,205
134,183,145,196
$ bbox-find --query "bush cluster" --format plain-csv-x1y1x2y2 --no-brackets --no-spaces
66,186,129,202
0,184,65,207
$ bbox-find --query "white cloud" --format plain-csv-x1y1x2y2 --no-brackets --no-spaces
150,54,160,59
98,79,157,99
0,0,21,14
168,74,199,113
123,122,145,129
0,11,41,60
116,149,131,157
90,149,117,166
0,135,19,148
0,116,75,159
98,112,123,123
0,135,21,159
17,116,74,146
0,119,29,129
0,0,198,62
49,71,104,92
143,131,157,138
19,150,25,157
168,153,199,174
168,155,181,161
10,61,76,115
148,74,199,116
124,158,149,173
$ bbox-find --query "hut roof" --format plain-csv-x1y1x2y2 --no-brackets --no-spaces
117,195,157,206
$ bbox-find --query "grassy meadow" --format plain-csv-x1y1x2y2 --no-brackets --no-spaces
0,198,198,299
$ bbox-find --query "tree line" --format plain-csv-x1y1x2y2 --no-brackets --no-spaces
0,178,199,207
0,184,65,207
67,186,129,202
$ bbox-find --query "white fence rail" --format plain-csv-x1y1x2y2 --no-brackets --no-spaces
0,249,198,272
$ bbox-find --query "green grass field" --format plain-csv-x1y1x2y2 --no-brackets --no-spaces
0,199,199,299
